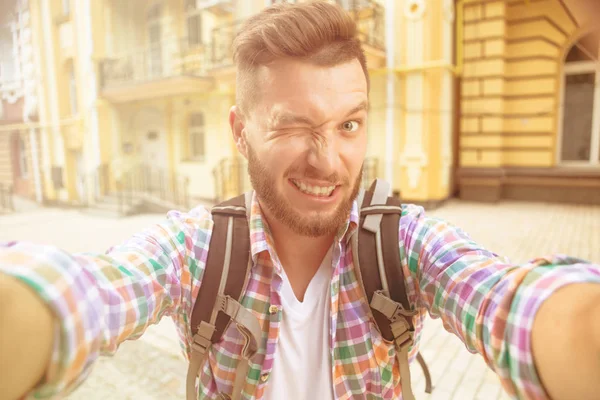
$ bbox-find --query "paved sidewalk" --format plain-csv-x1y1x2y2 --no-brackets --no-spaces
1,200,598,399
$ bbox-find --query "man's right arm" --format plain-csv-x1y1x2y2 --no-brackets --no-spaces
0,206,213,400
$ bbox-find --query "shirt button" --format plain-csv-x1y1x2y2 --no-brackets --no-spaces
260,373,270,383
268,305,279,314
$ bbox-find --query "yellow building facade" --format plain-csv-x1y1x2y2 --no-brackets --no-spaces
458,0,600,205
1,0,598,211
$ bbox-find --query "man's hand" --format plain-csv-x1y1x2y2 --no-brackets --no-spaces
532,283,600,400
0,273,55,400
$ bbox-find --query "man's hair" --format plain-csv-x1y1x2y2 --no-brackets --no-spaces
232,1,369,114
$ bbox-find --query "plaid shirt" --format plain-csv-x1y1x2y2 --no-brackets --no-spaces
1,193,599,400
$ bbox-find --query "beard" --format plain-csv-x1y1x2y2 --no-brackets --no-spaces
246,145,362,237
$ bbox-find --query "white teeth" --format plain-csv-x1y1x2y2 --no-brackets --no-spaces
292,180,335,197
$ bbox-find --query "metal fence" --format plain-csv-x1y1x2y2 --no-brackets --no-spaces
213,157,251,202
0,183,14,212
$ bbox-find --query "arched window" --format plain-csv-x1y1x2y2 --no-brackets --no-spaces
189,112,205,161
559,30,600,165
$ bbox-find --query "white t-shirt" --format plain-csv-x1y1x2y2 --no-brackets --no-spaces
263,247,335,400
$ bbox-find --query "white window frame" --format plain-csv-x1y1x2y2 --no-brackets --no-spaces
557,32,600,167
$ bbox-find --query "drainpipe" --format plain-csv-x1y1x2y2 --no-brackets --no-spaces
384,0,395,192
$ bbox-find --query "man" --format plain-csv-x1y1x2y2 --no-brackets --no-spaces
1,2,599,400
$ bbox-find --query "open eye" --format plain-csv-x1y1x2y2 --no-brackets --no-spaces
341,120,360,132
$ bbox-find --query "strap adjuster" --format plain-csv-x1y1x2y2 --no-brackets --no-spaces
391,318,414,352
191,321,216,355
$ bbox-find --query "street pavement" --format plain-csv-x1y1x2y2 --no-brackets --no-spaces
1,199,598,400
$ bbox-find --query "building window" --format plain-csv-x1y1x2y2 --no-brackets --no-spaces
18,135,28,178
188,113,205,161
187,14,202,47
147,5,163,77
62,0,71,15
68,64,78,115
559,30,600,165
185,0,203,47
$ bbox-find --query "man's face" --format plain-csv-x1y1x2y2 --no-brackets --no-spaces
235,58,368,237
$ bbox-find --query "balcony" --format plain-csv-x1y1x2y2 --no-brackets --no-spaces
99,37,214,103
206,20,245,78
338,0,386,67
196,0,234,16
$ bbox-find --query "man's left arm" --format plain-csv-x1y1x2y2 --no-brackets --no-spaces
400,204,600,399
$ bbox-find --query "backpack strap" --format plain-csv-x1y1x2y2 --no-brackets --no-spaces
186,194,260,400
352,179,432,399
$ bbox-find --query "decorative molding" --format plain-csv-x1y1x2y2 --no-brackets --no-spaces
404,0,426,21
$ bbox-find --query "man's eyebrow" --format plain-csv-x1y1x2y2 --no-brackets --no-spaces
344,100,369,118
269,112,315,128
268,100,369,129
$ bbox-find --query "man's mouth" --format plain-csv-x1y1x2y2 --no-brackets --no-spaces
290,179,336,197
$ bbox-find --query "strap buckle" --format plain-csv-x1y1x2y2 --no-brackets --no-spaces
191,321,216,355
391,318,414,352
370,291,418,323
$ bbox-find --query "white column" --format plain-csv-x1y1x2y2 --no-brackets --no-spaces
81,0,101,170
399,0,428,190
40,0,65,167
440,0,455,189
384,0,395,190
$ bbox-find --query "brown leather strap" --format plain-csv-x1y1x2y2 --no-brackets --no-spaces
357,182,413,341
356,180,432,395
190,194,251,340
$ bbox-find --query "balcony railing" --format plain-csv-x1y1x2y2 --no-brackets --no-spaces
344,0,385,50
213,157,251,202
197,0,235,15
361,157,378,189
117,164,190,214
0,182,14,212
208,20,245,70
100,37,209,89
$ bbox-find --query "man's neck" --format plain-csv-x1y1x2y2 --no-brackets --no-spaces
261,208,336,302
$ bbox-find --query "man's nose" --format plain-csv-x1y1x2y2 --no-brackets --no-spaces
306,134,339,176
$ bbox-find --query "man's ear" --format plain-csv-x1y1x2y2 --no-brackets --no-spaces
229,106,248,159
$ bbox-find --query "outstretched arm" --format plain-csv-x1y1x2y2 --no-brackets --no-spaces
0,207,212,400
399,204,600,399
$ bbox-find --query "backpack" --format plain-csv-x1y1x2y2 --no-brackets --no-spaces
185,179,432,400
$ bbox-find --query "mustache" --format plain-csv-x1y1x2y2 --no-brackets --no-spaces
284,167,348,185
